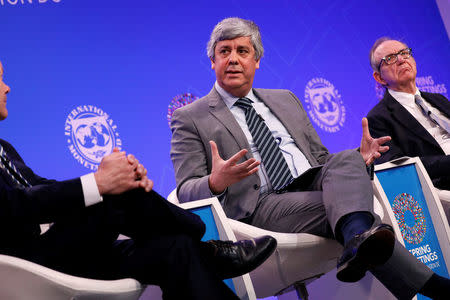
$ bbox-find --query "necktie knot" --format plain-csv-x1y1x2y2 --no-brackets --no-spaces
234,98,253,111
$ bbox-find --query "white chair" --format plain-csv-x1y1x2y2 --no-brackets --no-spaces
0,254,143,300
167,189,384,300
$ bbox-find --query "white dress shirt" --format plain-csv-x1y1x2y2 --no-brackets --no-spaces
215,82,311,193
388,88,450,155
80,173,103,206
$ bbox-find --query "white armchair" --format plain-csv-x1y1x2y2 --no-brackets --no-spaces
0,254,143,300
167,189,384,300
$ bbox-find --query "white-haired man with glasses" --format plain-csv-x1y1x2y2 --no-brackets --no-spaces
366,38,450,223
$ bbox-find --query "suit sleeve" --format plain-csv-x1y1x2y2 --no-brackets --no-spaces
0,140,85,224
367,111,450,185
170,108,214,203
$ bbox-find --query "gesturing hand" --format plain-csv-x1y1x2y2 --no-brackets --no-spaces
208,141,260,194
360,118,391,165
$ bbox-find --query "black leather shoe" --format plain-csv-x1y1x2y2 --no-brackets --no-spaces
205,235,277,279
336,224,395,282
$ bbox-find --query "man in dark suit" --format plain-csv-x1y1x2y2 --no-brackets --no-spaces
366,37,450,221
0,61,277,300
170,18,450,299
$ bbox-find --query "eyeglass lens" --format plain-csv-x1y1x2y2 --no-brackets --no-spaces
384,48,411,65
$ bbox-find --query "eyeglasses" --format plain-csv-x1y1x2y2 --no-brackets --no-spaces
378,48,412,71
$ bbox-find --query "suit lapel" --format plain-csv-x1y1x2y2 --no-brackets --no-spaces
421,92,450,118
207,88,253,159
253,89,310,156
384,92,440,148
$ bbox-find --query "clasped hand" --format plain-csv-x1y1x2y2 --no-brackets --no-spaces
208,118,390,195
94,148,153,195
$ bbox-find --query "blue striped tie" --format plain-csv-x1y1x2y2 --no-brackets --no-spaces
415,94,450,134
0,144,31,188
235,98,293,191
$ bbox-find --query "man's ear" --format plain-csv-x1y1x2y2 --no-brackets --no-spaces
255,59,260,69
373,71,386,86
211,57,215,70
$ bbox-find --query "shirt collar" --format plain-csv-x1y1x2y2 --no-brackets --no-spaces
214,81,257,109
388,87,421,109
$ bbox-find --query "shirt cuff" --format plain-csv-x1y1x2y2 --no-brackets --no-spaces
210,187,227,204
80,173,103,207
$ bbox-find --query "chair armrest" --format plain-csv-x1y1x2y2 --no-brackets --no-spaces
435,188,450,202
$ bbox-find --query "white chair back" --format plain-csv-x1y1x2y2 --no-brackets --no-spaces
0,254,142,300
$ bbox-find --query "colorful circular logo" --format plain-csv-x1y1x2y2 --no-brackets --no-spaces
65,105,122,170
392,193,427,245
167,93,198,126
304,78,346,133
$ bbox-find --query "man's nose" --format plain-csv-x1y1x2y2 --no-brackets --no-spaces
228,50,238,63
397,55,407,64
4,83,10,94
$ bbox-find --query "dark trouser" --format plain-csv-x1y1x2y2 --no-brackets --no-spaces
21,189,238,300
249,150,432,299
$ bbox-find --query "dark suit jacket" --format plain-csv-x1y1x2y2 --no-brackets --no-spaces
0,139,85,254
367,91,450,189
170,87,330,220
0,137,226,300
0,138,208,279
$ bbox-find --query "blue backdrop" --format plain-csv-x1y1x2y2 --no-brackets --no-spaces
1,0,449,204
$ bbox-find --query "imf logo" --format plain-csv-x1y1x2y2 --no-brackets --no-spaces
65,105,122,170
304,78,346,133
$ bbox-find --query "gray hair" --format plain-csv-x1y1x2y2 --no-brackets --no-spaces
369,37,407,71
207,17,264,61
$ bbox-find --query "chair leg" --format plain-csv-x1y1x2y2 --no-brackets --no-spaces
294,282,309,300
